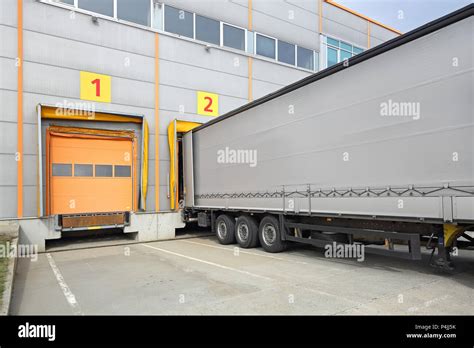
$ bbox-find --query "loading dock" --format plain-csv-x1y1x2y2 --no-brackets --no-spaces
10,105,185,251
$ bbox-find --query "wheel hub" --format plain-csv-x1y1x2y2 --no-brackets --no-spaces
217,221,227,239
237,223,249,241
262,224,276,245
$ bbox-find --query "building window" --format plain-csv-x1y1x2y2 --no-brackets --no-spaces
246,31,255,54
164,5,194,38
297,46,314,70
74,164,93,177
278,40,295,65
117,0,151,26
327,47,338,67
222,23,245,51
353,46,364,55
340,50,352,62
78,0,114,17
115,165,132,177
326,36,364,67
52,164,72,177
256,33,276,59
95,165,113,177
195,14,220,45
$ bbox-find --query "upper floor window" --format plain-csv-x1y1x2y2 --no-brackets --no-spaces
164,5,193,38
278,40,295,65
195,15,220,45
297,46,314,70
223,23,246,51
256,34,276,59
78,0,113,17
326,36,364,67
117,0,151,26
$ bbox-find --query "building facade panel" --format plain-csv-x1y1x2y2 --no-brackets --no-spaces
0,25,17,59
23,30,156,83
285,0,319,14
160,59,249,99
0,89,17,123
160,35,249,78
0,154,17,186
370,23,399,43
0,0,17,27
252,58,311,86
0,57,17,90
0,187,17,218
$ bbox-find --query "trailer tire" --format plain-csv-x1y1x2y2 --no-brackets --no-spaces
235,215,259,248
215,214,236,245
258,215,287,253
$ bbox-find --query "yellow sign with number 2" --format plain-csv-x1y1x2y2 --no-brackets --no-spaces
197,91,219,116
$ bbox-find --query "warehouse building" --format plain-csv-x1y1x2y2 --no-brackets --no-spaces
0,0,400,249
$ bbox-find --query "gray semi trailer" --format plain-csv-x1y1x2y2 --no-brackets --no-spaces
181,5,474,269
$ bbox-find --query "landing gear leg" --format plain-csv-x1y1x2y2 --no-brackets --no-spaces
430,225,454,270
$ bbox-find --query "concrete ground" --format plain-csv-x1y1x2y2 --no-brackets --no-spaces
10,234,474,315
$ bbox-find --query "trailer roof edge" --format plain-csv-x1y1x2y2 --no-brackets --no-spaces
192,3,474,133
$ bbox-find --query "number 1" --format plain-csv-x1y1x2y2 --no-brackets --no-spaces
91,78,101,97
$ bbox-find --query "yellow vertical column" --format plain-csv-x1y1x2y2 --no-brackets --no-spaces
319,0,323,33
367,21,371,48
248,0,253,102
154,33,160,211
17,0,23,218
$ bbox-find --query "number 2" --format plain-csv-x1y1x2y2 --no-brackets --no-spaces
91,78,101,97
204,96,213,112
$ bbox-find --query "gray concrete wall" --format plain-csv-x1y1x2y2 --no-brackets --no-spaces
0,0,399,218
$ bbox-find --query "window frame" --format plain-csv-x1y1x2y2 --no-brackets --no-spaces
277,39,296,66
194,13,221,46
221,21,247,52
163,4,195,39
325,35,365,67
255,32,278,60
115,0,153,28
296,45,315,71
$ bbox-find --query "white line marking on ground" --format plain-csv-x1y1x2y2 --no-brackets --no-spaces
140,243,272,281
180,240,308,265
46,253,83,315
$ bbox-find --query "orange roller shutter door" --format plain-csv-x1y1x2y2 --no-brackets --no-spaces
49,134,134,215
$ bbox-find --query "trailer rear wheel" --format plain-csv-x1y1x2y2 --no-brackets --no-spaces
235,215,259,248
258,215,287,253
215,214,236,245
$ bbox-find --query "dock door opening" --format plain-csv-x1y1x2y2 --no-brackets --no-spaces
168,120,201,210
38,104,149,218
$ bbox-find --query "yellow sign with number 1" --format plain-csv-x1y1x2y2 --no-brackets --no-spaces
80,71,111,103
197,91,219,116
